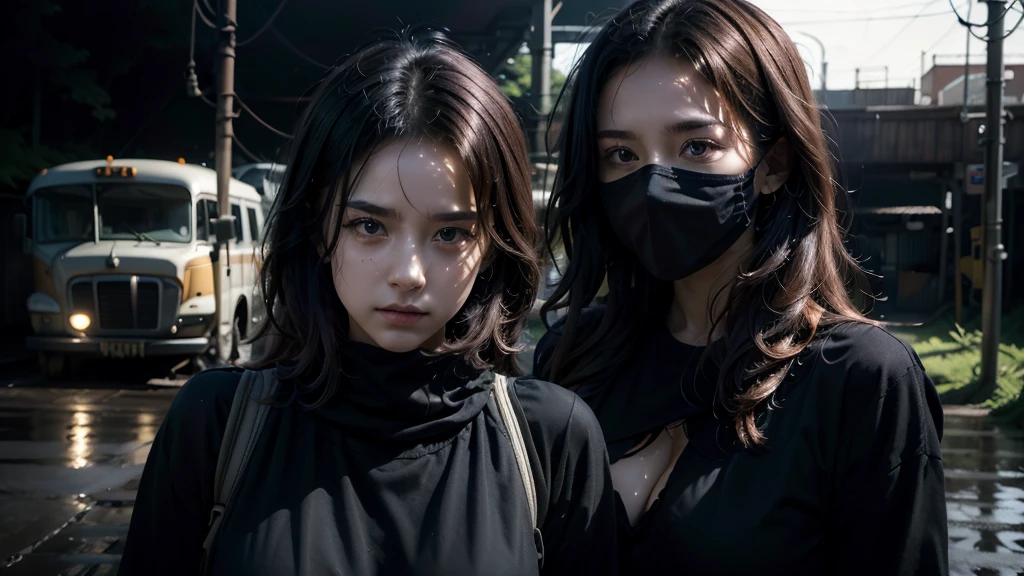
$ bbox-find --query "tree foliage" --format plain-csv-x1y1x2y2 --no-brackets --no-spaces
497,52,567,101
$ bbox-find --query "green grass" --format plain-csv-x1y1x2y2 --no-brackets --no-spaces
890,308,1024,411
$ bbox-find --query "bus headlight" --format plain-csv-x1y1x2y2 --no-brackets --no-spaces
69,314,91,331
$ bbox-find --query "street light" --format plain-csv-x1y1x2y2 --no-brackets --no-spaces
796,31,827,106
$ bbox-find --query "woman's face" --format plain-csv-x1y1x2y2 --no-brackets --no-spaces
596,54,755,183
327,138,486,353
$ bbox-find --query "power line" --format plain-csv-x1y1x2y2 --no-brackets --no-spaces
779,10,952,26
194,0,216,29
269,25,331,69
995,2,1024,39
201,0,217,21
770,0,947,14
232,134,269,162
235,95,294,139
924,20,963,53
949,0,1017,28
958,1,1024,42
238,0,290,47
862,0,943,64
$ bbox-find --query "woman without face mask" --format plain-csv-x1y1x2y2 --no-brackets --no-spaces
535,1,947,574
120,28,617,576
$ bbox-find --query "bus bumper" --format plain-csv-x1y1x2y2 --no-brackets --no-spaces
25,336,210,357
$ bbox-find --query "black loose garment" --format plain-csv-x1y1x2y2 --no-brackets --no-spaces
534,310,947,575
120,343,617,575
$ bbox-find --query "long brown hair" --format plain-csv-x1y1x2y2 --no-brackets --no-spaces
250,28,539,405
538,0,875,446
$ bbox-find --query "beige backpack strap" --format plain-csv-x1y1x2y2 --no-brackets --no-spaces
492,373,538,530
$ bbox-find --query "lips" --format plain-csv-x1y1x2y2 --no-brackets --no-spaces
376,304,428,327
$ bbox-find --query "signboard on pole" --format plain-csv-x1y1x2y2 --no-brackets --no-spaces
967,164,985,195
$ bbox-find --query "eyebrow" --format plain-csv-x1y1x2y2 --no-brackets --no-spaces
596,117,726,140
346,200,396,218
346,200,477,223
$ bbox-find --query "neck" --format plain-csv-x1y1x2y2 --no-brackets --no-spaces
667,227,755,346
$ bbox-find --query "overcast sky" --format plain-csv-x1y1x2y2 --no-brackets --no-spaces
552,0,1024,91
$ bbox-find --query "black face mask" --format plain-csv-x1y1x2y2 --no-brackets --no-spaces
599,163,760,281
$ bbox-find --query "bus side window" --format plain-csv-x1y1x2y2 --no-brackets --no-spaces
231,204,244,244
198,199,218,243
247,207,260,242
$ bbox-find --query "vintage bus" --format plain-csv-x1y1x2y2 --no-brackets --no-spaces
20,157,265,378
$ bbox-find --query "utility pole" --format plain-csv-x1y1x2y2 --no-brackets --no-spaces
797,32,827,106
980,0,1007,392
955,25,972,325
212,0,238,362
920,50,926,104
529,0,553,154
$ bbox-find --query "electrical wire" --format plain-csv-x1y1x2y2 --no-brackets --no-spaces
269,25,331,69
235,95,294,139
862,0,944,64
924,20,963,52
194,0,216,29
201,0,217,21
995,1,1024,39
949,0,1017,28
232,134,269,162
769,1,947,14
961,0,1024,42
238,0,290,47
779,10,952,26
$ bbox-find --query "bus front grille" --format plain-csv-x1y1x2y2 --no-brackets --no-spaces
97,281,134,329
70,276,167,332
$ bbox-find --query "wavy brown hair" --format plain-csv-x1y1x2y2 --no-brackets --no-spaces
249,28,539,405
538,0,875,446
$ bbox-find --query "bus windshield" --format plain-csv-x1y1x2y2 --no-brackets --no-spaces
35,185,95,244
98,183,192,243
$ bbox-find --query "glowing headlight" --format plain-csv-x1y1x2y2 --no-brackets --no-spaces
69,314,91,331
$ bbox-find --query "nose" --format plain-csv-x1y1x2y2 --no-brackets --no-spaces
387,243,426,292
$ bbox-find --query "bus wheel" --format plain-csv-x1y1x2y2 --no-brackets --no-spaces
38,352,67,380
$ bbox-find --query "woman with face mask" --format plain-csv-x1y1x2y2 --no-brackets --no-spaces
119,29,616,576
534,1,947,573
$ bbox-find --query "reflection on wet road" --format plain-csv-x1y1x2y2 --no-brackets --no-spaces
0,385,176,574
945,409,1024,575
3,382,1024,573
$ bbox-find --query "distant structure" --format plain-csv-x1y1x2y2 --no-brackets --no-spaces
920,60,1024,106
813,88,915,109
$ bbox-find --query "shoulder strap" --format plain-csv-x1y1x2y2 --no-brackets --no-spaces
199,369,278,574
492,373,538,529
492,374,546,564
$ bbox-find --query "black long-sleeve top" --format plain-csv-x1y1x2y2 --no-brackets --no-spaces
120,342,617,575
535,312,947,575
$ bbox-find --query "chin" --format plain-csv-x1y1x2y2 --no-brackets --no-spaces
367,330,434,353
373,340,423,353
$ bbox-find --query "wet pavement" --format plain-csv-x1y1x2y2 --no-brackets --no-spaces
0,360,179,574
944,407,1024,575
3,367,1024,574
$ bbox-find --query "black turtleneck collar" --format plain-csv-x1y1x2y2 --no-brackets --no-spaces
313,341,494,444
